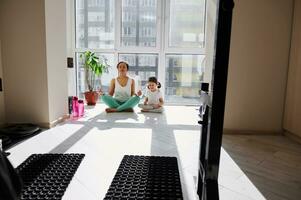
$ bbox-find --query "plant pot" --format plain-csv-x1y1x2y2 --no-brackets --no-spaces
84,91,99,106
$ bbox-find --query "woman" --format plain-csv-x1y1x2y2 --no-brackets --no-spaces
101,61,141,113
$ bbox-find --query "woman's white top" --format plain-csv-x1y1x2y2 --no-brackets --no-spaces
114,77,132,102
146,89,162,104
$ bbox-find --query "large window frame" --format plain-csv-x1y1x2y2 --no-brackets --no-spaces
72,0,207,105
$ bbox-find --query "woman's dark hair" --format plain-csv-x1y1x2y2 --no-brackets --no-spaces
148,77,161,88
116,61,129,70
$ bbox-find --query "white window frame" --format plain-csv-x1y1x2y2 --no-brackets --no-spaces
71,0,207,104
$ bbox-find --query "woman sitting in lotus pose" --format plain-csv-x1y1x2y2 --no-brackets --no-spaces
100,61,141,113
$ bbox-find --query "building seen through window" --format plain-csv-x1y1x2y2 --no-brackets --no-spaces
75,0,206,104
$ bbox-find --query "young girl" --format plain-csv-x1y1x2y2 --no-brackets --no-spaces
138,77,164,113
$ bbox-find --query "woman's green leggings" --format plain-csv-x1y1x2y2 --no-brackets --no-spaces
101,95,140,111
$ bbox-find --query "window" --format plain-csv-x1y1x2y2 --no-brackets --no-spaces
75,0,115,49
169,0,206,48
121,0,157,47
74,0,206,104
165,54,205,104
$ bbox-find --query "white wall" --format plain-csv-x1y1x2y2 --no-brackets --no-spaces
284,0,301,139
0,0,69,127
45,0,69,123
0,40,5,125
224,0,294,133
0,0,50,125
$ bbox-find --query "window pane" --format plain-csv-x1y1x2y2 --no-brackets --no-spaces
121,0,157,47
75,0,115,49
169,0,205,48
119,54,158,91
76,53,116,99
165,55,205,104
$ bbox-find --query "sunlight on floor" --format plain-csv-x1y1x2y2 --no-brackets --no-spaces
219,148,266,200
8,124,84,166
71,127,153,155
7,103,272,200
165,107,199,126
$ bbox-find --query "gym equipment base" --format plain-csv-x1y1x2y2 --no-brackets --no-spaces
16,153,85,200
104,155,183,200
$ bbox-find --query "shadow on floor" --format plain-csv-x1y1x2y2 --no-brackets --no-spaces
48,106,200,199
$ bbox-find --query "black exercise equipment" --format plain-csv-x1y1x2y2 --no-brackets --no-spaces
197,0,234,199
104,155,183,200
16,153,85,200
0,124,41,150
0,150,23,200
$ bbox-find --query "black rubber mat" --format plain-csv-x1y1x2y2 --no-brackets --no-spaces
0,124,42,150
16,153,85,200
104,155,183,200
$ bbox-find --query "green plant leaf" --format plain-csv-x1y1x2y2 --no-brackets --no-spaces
81,51,110,91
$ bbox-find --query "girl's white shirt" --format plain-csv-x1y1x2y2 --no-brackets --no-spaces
146,89,162,104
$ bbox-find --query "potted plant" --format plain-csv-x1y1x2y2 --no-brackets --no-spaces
80,51,109,105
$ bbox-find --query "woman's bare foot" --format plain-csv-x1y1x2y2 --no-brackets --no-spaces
105,108,117,113
141,109,149,112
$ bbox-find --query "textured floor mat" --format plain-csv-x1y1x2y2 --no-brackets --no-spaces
104,155,183,200
16,153,84,200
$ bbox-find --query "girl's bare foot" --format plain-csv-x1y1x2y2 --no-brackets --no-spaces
105,108,117,113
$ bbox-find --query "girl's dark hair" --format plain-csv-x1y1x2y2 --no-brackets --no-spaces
116,61,129,70
148,77,161,88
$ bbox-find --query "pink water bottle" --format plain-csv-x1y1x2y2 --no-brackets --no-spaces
78,100,84,117
72,96,79,117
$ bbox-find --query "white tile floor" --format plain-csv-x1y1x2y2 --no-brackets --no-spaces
7,104,267,200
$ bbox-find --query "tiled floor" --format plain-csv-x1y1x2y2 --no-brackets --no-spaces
8,104,201,200
221,135,301,200
7,104,301,200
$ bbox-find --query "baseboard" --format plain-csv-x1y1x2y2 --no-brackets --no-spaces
223,129,283,135
1,115,70,129
284,131,301,144
37,114,70,129
49,114,70,128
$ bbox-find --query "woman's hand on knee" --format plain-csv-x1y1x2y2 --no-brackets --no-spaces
135,90,142,97
98,89,104,96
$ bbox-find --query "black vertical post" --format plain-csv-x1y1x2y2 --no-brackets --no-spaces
197,96,209,197
0,78,2,92
197,0,234,199
206,0,234,181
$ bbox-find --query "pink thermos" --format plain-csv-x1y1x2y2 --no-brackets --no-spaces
72,96,79,117
78,100,84,116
